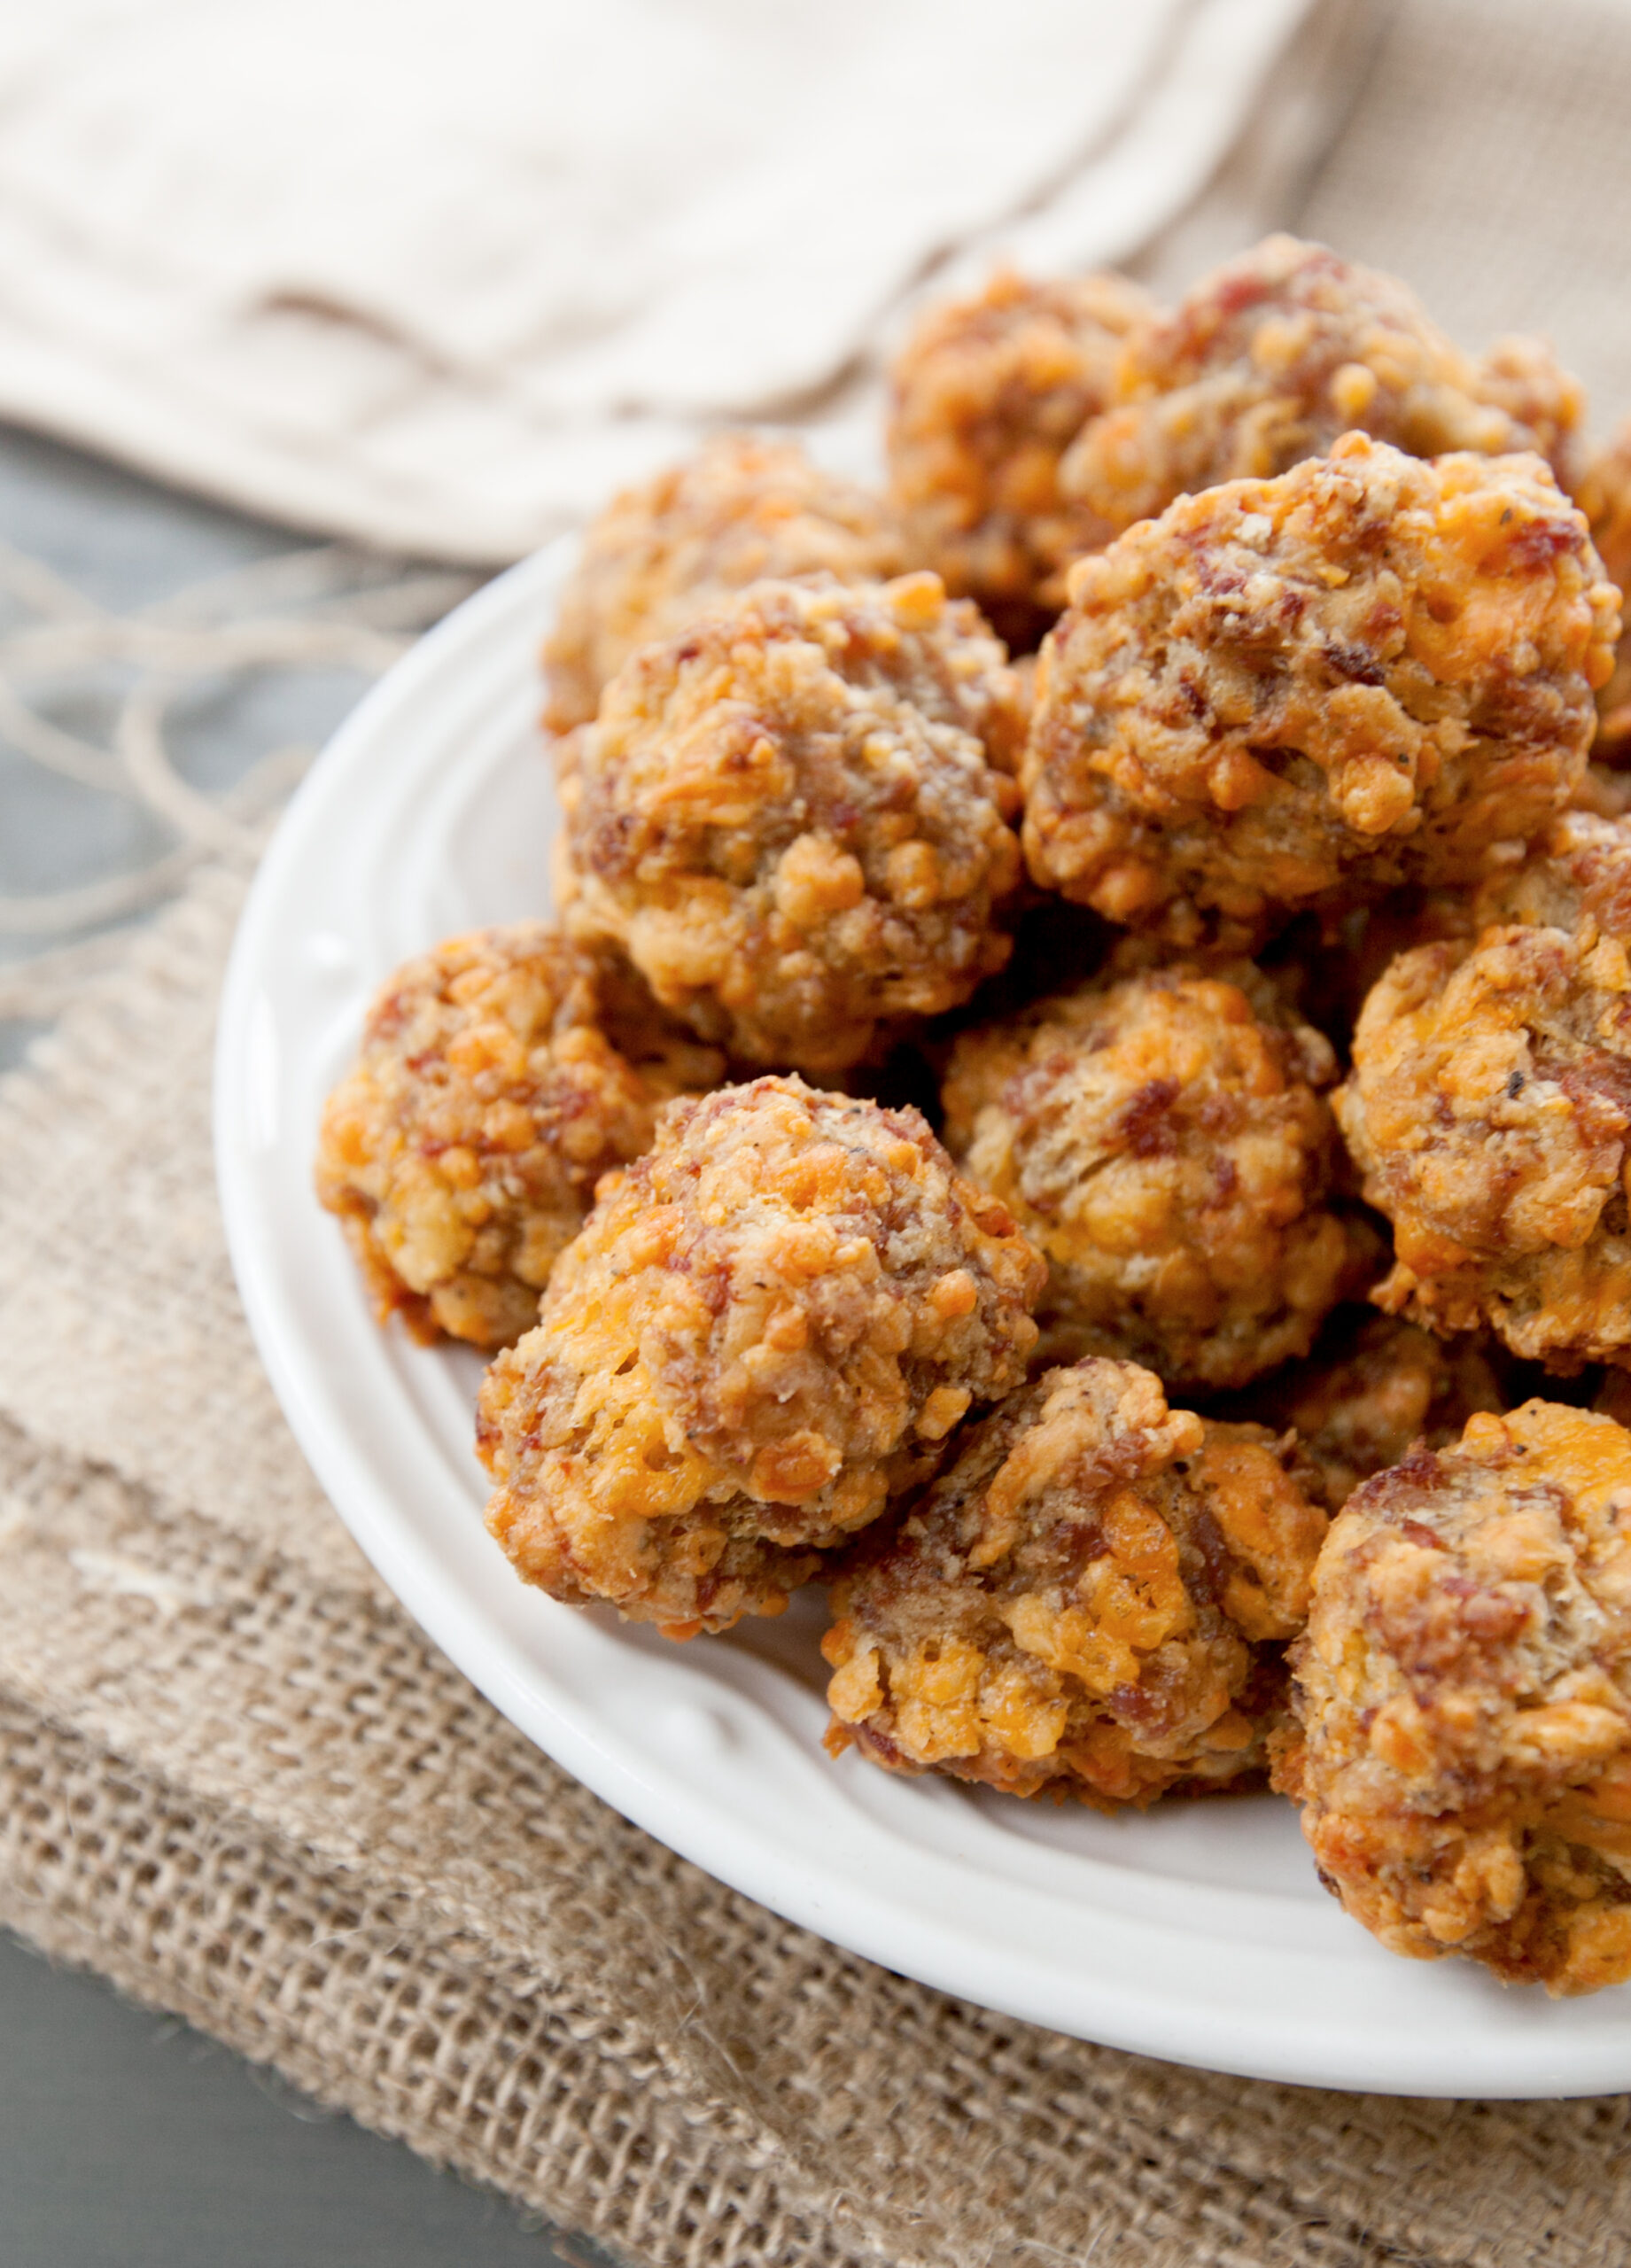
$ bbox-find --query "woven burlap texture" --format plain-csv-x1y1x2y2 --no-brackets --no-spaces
5,874,1631,2268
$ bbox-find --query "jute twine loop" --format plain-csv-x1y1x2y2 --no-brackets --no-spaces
0,535,477,979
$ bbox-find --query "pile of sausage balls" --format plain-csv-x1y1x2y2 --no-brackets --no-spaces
317,236,1631,1998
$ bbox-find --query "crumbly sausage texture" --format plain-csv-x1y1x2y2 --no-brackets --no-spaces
885,266,1155,636
941,961,1355,1391
1335,813,1631,1371
822,1358,1327,1806
1579,418,1631,758
316,924,683,1349
1277,1402,1631,1993
478,1076,1045,1637
1022,434,1619,947
542,434,905,732
564,574,1027,1073
1474,804,1631,938
1230,1311,1507,1512
1060,233,1584,537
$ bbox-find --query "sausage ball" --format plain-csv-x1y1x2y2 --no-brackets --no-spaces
1335,813,1631,1372
941,961,1358,1391
1022,434,1619,947
1475,803,1631,937
885,266,1156,643
1060,233,1585,537
478,1077,1045,1637
542,433,906,731
1226,1311,1508,1512
822,1357,1327,1806
315,924,705,1348
1472,333,1590,490
564,573,1027,1074
1577,418,1631,759
1276,1401,1631,1993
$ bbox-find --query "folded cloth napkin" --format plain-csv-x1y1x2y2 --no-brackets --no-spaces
0,0,1348,558
6,863,1631,2268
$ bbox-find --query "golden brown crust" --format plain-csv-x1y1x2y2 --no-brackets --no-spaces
477,1076,1045,1636
564,574,1027,1073
1577,418,1631,761
1278,1402,1631,1993
822,1358,1327,1806
885,266,1156,639
1060,234,1584,536
1335,814,1631,1371
315,924,683,1349
542,434,906,733
1224,1311,1508,1511
1473,804,1631,938
1471,334,1590,493
1022,434,1618,947
941,961,1357,1391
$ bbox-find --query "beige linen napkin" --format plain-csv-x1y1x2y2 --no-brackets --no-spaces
0,0,1348,559
7,864,1631,2268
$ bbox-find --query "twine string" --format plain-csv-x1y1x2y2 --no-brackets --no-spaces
1,540,479,1006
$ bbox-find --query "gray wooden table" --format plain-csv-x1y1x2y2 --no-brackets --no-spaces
0,421,607,2268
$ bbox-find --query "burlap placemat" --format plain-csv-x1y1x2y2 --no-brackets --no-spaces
5,870,1631,2268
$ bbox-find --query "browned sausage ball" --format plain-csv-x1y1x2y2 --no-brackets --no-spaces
1578,417,1631,760
563,573,1027,1073
1223,1310,1509,1512
315,924,710,1348
884,266,1156,642
1335,812,1631,1372
822,1357,1327,1806
1276,1402,1631,1993
478,1076,1045,1637
941,960,1358,1391
1023,434,1619,948
1476,803,1631,937
542,433,906,732
1060,233,1584,536
1472,333,1591,491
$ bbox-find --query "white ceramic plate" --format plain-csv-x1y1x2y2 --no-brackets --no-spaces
216,542,1631,2099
